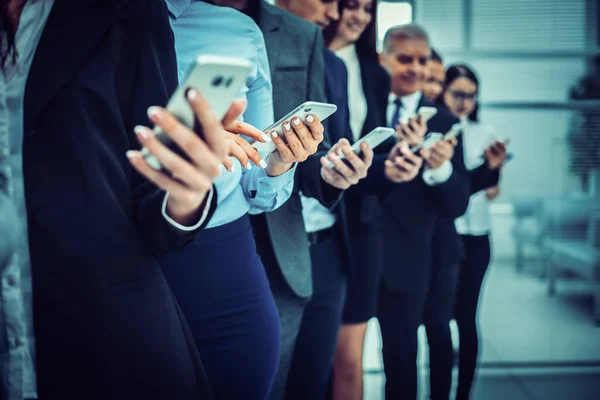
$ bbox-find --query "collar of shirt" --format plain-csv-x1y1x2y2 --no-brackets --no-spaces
388,91,422,116
165,0,192,19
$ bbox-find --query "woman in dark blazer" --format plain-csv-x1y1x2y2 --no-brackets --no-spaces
323,1,391,398
0,1,235,398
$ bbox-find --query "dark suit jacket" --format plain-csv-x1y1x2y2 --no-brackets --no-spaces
23,1,214,398
343,58,391,230
364,96,471,295
253,3,340,299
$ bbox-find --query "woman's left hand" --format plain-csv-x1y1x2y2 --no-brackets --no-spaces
267,115,324,176
484,140,509,170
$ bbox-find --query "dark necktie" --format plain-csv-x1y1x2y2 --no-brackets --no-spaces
390,98,403,130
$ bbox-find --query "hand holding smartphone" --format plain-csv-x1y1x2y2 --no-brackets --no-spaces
250,101,337,153
329,127,395,168
141,55,253,171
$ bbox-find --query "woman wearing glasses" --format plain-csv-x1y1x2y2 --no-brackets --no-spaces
437,64,509,400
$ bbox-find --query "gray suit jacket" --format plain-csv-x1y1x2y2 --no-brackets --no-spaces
254,2,338,298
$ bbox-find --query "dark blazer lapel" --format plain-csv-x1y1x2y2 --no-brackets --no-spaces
259,3,284,75
358,58,377,138
24,0,114,135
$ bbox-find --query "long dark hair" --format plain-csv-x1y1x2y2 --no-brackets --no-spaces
0,1,17,69
323,0,379,64
437,64,480,122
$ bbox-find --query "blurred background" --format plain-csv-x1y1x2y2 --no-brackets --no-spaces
357,0,600,398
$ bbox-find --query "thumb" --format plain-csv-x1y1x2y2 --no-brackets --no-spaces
222,100,247,127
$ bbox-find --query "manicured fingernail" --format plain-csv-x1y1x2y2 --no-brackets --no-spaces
337,149,343,156
306,115,314,123
147,106,162,120
259,160,268,169
246,163,253,170
134,125,150,140
283,122,291,131
187,88,198,101
261,133,271,142
271,131,278,138
293,118,301,126
230,164,235,173
126,150,139,159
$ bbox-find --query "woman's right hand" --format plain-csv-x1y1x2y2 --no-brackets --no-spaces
220,103,271,172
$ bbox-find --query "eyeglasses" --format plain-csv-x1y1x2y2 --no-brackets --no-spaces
448,90,477,102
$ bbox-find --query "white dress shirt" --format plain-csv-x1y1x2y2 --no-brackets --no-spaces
335,45,367,142
386,91,453,185
455,120,496,236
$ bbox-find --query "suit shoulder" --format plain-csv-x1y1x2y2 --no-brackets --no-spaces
265,4,321,38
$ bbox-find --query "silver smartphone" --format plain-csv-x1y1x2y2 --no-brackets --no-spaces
250,101,338,153
330,127,395,168
410,132,444,153
142,55,253,170
443,123,464,141
398,106,438,125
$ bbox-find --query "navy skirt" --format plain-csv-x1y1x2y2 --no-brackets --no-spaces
161,214,281,400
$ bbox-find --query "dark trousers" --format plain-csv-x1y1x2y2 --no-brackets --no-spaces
261,248,309,400
378,265,459,400
285,235,347,400
424,265,460,400
455,235,491,400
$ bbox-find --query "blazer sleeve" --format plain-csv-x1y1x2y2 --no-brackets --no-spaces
127,2,217,259
295,26,342,207
469,164,501,194
427,134,471,218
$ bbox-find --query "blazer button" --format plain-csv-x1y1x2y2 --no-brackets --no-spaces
6,275,17,287
13,336,25,348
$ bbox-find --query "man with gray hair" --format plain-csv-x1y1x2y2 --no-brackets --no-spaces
374,23,473,400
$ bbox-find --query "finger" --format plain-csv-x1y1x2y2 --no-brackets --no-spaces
147,105,222,178
360,142,374,167
127,150,212,195
321,157,350,187
134,125,218,189
291,117,317,154
341,147,366,177
222,155,234,172
328,152,356,182
270,130,293,160
432,146,452,161
304,115,324,143
402,148,422,166
227,140,250,170
186,88,228,159
235,136,267,168
226,120,270,143
282,121,307,160
221,99,247,127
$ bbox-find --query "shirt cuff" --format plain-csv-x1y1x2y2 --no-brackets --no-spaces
422,160,453,186
161,187,214,231
253,163,297,194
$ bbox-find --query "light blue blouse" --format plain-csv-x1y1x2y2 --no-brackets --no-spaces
166,0,296,228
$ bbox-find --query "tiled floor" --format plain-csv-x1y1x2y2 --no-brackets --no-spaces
361,260,600,399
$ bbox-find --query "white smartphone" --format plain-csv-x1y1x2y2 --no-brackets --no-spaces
410,132,443,153
142,55,253,170
417,106,438,122
443,123,464,141
250,101,338,153
330,127,395,167
398,106,438,125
